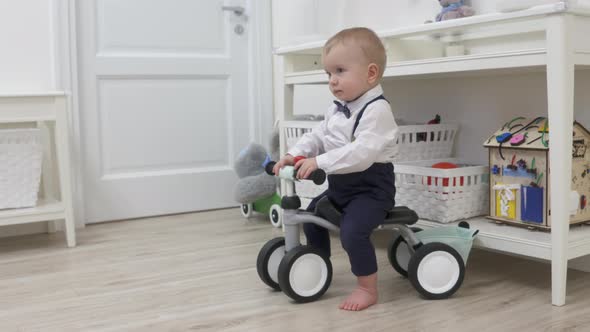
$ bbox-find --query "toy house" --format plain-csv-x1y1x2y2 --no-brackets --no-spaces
483,117,590,229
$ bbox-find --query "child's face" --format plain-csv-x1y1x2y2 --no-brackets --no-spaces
323,43,376,102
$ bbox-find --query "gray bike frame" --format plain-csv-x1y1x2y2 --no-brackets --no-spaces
280,173,422,252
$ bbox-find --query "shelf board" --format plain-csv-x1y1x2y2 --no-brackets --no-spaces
386,49,546,78
0,199,65,226
284,49,547,84
284,71,327,85
416,217,590,261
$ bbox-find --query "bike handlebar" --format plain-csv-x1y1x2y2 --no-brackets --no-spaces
265,161,326,185
264,162,276,176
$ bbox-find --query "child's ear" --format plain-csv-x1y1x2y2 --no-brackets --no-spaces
367,63,379,84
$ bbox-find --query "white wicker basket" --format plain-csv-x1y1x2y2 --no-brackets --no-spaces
0,129,43,209
282,121,458,162
281,121,460,208
394,124,458,162
394,159,489,223
283,121,316,154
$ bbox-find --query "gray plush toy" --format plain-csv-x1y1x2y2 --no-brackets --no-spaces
233,128,283,227
233,142,277,204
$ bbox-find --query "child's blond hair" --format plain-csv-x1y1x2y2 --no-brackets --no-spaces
323,27,387,78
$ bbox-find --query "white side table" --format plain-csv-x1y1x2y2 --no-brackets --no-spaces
0,92,76,247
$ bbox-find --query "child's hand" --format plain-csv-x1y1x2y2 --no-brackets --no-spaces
295,157,318,180
273,154,295,175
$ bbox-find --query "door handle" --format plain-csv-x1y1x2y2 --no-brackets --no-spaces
222,5,245,16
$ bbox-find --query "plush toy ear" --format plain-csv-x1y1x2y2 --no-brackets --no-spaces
233,143,268,178
262,154,272,168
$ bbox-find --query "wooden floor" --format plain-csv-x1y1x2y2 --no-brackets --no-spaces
1,209,590,331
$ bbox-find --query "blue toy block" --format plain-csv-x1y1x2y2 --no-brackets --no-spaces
521,186,543,224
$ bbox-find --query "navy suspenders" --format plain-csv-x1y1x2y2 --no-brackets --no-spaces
351,95,388,139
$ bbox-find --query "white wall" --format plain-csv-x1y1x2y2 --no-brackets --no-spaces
0,0,56,92
272,0,439,47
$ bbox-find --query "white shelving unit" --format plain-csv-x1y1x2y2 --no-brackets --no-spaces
0,92,76,247
273,2,590,306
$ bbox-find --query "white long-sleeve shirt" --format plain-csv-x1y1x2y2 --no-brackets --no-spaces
288,85,399,174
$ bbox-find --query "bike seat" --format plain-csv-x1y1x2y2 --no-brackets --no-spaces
314,196,343,227
383,206,419,225
314,196,419,227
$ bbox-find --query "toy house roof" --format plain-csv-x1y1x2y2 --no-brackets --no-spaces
483,117,590,150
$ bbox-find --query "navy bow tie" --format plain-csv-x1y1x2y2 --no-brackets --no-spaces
333,101,351,118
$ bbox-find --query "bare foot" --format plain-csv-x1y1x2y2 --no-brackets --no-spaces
339,273,378,311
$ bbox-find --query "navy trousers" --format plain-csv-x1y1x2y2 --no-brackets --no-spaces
304,163,395,276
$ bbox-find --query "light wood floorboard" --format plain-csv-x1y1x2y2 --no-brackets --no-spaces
0,208,589,331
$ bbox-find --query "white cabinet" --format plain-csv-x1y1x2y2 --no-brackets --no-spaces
0,92,76,247
273,2,590,306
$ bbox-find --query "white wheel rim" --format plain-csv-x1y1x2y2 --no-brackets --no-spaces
241,204,251,217
267,245,285,283
396,241,411,271
417,251,460,294
270,206,281,227
289,253,328,297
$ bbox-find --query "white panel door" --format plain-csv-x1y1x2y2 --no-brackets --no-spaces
77,0,251,223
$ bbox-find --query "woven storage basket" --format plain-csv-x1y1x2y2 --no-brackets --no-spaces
394,159,489,223
282,121,460,209
283,121,458,162
393,124,458,162
0,129,43,209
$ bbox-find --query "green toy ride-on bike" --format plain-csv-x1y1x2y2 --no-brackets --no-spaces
240,193,283,228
